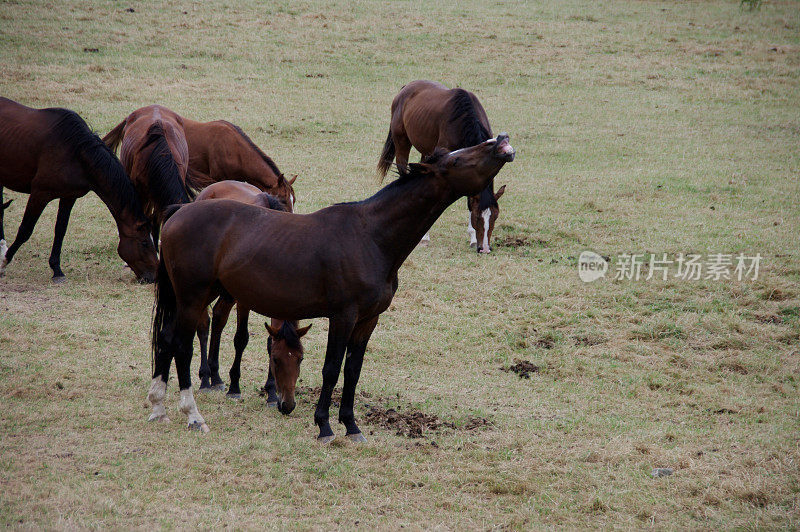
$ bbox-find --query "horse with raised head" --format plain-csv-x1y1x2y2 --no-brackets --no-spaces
147,134,514,441
378,80,509,253
192,180,305,412
103,105,193,244
0,98,158,282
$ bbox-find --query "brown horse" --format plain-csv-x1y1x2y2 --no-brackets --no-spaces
378,80,509,253
182,117,297,211
0,98,158,282
147,134,514,440
102,105,193,244
106,107,297,211
193,180,305,413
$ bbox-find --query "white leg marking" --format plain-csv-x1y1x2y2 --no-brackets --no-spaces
480,209,491,253
179,388,209,432
289,193,295,212
147,377,169,422
421,232,431,242
467,214,477,245
0,239,8,276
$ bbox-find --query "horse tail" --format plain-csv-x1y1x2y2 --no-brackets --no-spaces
377,129,395,179
102,119,126,154
151,245,176,375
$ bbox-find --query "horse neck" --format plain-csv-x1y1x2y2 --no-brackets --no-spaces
364,175,458,268
81,156,139,235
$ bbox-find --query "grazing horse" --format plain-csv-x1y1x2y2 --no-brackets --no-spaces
378,80,509,253
148,134,514,441
182,116,297,211
102,105,193,244
0,98,158,282
193,180,306,412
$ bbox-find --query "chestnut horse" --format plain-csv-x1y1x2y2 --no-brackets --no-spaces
147,134,514,441
0,98,158,282
378,80,508,253
102,105,193,244
106,107,297,211
193,180,306,413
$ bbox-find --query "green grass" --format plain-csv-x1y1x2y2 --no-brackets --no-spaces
1,0,799,528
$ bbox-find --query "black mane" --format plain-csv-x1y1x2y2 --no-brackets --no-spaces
142,121,193,217
225,122,286,182
477,183,497,210
260,192,286,212
47,108,146,219
277,321,304,352
448,88,492,148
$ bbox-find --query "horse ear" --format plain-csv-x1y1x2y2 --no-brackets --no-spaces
264,322,280,337
407,163,433,176
288,174,297,185
495,185,506,201
296,324,312,338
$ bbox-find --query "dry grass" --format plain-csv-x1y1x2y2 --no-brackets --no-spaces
1,0,799,528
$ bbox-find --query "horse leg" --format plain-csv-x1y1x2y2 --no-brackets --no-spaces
314,314,356,443
262,335,279,407
174,311,209,433
393,132,412,175
339,316,379,442
48,197,76,283
197,310,212,390
209,297,234,390
0,186,5,241
467,209,477,247
149,308,176,423
0,192,51,277
227,306,250,400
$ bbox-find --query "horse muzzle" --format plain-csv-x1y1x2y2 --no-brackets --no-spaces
494,133,515,162
278,399,296,415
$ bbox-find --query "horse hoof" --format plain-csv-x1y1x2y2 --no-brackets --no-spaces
266,400,278,408
51,275,67,284
469,242,477,248
346,432,367,443
211,383,226,392
317,434,336,445
226,393,242,401
198,386,212,394
148,413,170,423
188,421,210,433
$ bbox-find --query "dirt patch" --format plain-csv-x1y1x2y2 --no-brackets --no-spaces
494,234,547,249
502,359,540,379
362,406,490,438
573,333,607,346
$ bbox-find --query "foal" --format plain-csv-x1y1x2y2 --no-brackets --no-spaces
193,180,306,413
148,135,514,441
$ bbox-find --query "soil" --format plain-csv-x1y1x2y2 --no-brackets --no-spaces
502,359,540,379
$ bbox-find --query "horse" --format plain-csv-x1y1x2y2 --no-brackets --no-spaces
0,98,158,282
192,180,306,411
377,80,509,253
106,106,297,211
147,134,514,441
102,105,193,244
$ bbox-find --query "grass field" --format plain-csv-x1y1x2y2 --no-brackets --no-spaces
1,0,799,528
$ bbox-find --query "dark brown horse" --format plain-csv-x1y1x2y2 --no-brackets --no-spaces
0,98,158,282
147,134,514,440
102,105,193,244
193,180,305,413
378,80,509,253
106,107,297,211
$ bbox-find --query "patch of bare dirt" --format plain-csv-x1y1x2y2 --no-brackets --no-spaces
494,234,547,249
502,359,540,379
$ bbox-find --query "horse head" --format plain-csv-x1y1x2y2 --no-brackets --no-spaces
469,184,506,254
408,133,514,198
264,321,311,415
